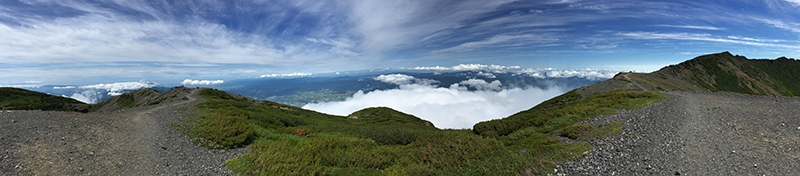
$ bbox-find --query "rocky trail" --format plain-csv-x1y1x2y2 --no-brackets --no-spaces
554,91,800,175
0,88,248,175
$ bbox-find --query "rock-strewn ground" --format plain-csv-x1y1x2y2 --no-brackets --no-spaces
0,88,248,175
554,91,800,175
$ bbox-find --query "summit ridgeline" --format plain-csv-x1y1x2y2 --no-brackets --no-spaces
622,52,800,96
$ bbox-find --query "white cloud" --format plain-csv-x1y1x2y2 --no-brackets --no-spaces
726,36,786,43
303,84,564,129
433,34,539,53
783,0,800,6
617,31,800,49
477,71,496,78
411,64,521,72
655,25,724,30
0,85,42,88
753,17,800,35
260,73,313,78
79,80,158,96
54,86,77,89
68,90,104,104
374,74,439,86
350,0,517,56
406,64,619,80
374,74,416,85
544,69,618,79
454,79,503,91
180,79,224,85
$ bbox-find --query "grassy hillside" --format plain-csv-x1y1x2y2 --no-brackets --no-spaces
175,88,666,175
0,87,88,111
628,52,800,96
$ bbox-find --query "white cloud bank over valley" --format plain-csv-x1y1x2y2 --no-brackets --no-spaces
303,74,565,129
61,80,158,104
181,79,224,85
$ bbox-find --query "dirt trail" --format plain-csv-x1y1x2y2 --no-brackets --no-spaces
0,88,248,175
621,74,648,92
554,91,800,175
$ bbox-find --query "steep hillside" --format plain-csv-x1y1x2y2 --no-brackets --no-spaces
0,87,89,112
626,52,800,96
91,86,200,112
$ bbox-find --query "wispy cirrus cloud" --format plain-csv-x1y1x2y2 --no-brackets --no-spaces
2,0,800,85
753,17,800,35
617,31,800,49
655,25,725,31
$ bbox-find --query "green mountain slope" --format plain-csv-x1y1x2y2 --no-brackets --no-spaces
0,87,88,111
626,52,800,96
179,87,666,175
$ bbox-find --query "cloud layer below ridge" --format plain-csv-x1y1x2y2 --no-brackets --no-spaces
303,74,565,129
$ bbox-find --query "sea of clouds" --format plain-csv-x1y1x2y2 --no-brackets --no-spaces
303,74,565,129
57,80,159,104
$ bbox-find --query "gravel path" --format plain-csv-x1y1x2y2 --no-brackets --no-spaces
0,88,249,175
553,91,800,175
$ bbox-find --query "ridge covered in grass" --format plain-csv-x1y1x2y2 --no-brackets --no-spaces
627,52,800,96
0,87,88,111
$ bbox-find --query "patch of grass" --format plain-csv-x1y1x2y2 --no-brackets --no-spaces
197,114,255,149
224,153,258,174
582,122,622,140
561,125,594,139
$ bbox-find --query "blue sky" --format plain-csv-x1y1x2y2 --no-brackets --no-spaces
2,0,800,86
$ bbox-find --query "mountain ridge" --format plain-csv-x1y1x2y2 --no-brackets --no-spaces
625,51,800,96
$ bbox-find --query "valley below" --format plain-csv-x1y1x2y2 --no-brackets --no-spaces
2,87,799,175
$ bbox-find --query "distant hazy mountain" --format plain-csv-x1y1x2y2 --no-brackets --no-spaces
223,70,612,107
14,66,619,107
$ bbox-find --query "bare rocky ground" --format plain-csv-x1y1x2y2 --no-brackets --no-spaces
0,88,249,175
553,91,800,175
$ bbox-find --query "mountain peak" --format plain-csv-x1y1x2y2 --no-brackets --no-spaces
618,52,800,96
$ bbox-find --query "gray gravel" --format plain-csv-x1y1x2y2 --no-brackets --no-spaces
0,88,249,175
553,91,800,175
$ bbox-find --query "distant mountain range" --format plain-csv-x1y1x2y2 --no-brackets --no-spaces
17,67,617,106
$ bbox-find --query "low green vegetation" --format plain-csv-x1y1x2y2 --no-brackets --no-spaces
178,88,666,175
474,89,667,138
695,56,753,94
0,87,88,111
561,125,593,139
750,57,800,96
